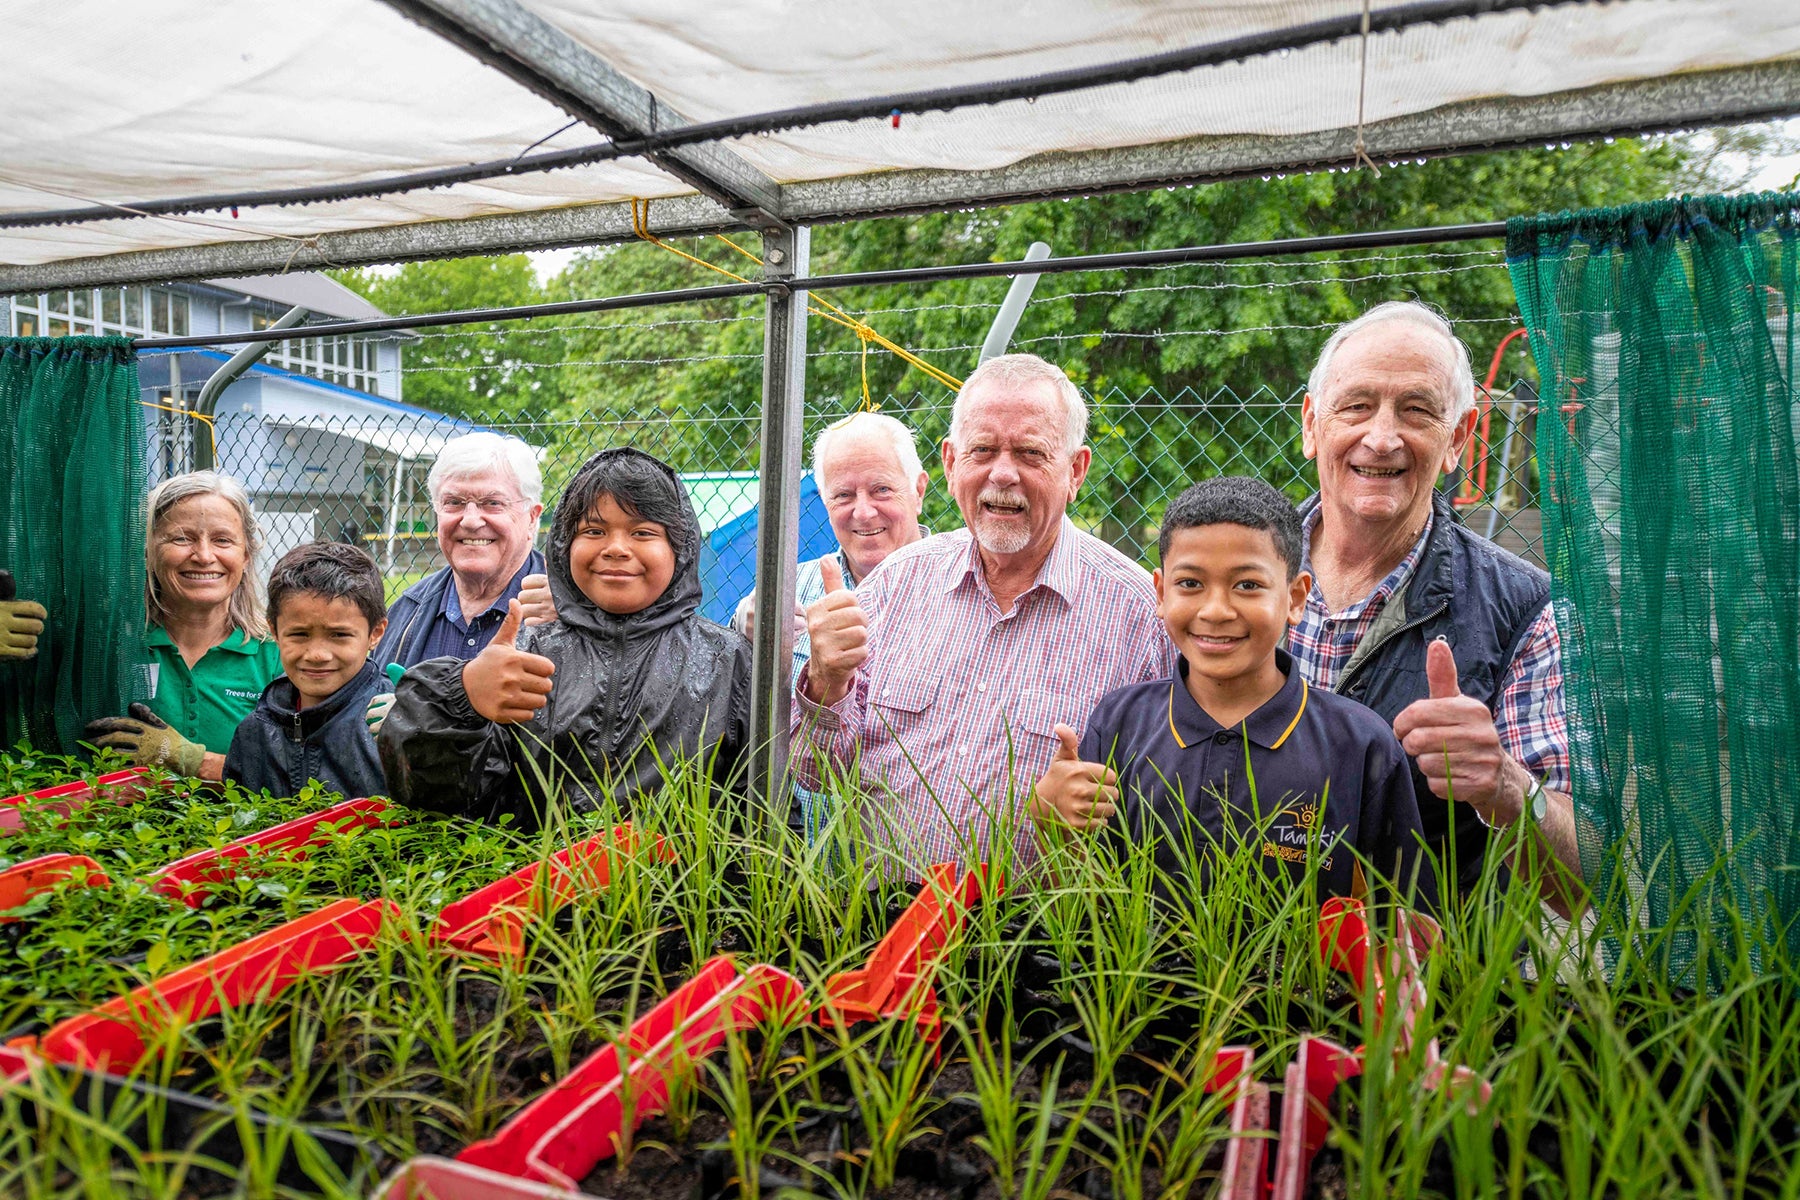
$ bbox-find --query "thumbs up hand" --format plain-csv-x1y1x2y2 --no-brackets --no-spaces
800,556,868,706
1392,637,1510,818
1030,723,1120,832
461,599,557,724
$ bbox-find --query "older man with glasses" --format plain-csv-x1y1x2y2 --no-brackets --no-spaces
365,431,553,733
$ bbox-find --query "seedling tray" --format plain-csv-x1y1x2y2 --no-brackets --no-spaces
0,852,109,919
33,896,395,1072
1269,899,1491,1199
0,1040,377,1190
0,766,154,833
148,796,393,907
433,823,672,961
458,955,805,1186
817,861,995,1042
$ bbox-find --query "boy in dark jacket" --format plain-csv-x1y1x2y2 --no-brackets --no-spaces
225,542,388,799
379,447,753,825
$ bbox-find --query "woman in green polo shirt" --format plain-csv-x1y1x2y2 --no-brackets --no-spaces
84,472,282,781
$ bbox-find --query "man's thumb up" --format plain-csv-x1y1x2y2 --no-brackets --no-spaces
819,555,847,595
1426,636,1461,700
1053,723,1082,762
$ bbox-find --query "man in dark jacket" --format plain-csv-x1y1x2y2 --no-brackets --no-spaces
378,448,753,826
225,542,388,799
1292,301,1582,915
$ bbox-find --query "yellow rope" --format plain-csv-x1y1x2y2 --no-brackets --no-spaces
630,199,963,409
139,400,216,459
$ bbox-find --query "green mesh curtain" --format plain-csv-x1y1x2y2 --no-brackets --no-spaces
0,336,147,754
1508,194,1800,975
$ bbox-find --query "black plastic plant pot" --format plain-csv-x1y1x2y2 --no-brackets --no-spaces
4,1057,382,1191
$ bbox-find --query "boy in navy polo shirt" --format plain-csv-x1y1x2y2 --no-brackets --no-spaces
1032,477,1429,902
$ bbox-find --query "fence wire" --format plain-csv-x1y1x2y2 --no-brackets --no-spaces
145,382,1545,611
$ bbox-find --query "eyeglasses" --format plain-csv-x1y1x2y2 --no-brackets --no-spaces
434,494,525,516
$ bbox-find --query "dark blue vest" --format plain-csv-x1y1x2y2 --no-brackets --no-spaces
1299,491,1551,889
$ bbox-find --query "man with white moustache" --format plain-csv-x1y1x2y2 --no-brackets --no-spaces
790,354,1173,880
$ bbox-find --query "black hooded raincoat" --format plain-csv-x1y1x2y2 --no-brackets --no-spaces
378,449,753,825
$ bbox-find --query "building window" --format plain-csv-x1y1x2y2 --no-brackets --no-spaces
8,286,188,338
261,329,382,394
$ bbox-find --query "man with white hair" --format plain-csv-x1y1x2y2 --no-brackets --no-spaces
366,432,552,731
791,354,1172,879
1295,301,1581,913
733,410,931,682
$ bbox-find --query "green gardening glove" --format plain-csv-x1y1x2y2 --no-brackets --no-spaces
365,663,405,736
83,703,207,776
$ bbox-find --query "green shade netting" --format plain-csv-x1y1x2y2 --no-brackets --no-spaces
0,336,147,754
1507,193,1800,977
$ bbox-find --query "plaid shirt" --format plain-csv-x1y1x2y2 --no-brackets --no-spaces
1289,509,1570,791
791,519,1175,877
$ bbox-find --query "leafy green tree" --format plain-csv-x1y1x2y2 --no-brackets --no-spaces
337,136,1739,557
333,255,564,421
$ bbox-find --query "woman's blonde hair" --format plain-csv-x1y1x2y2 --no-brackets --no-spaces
144,471,269,639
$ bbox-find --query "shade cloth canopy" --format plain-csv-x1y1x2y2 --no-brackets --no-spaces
3,0,1798,288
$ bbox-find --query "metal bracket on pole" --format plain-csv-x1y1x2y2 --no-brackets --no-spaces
192,304,309,470
978,241,1051,363
748,227,809,817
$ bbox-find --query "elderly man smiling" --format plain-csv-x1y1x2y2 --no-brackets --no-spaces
734,410,930,681
1294,301,1581,914
791,354,1171,879
365,432,552,732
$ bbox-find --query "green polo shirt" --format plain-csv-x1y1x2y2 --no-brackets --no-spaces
144,626,284,754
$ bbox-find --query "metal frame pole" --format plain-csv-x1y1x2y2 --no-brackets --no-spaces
747,225,809,812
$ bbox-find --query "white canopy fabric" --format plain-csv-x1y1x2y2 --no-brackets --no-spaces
3,0,1799,288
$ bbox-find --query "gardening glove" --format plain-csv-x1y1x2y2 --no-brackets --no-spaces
365,664,404,735
0,569,46,662
83,703,207,776
0,600,46,662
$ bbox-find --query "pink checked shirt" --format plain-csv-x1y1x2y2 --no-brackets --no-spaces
790,519,1175,877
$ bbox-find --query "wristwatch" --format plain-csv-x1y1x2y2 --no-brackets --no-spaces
1478,775,1547,831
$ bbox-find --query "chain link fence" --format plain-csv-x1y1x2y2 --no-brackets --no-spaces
159,381,1547,613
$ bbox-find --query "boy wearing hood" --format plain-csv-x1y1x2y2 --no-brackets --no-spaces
378,448,753,824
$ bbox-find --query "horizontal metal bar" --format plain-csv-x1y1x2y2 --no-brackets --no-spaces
134,281,766,349
383,0,786,225
3,0,1568,231
131,220,1503,350
15,56,1797,295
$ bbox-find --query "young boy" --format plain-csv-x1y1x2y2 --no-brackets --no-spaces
1033,476,1430,902
378,447,752,826
224,542,389,799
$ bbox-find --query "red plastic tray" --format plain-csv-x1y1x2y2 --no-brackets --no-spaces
0,853,110,920
432,824,671,961
1270,900,1490,1198
0,1041,30,1084
372,1157,591,1200
147,797,392,907
816,860,996,1042
34,896,395,1072
1205,1045,1272,1200
1270,1035,1364,1200
458,955,805,1187
0,767,154,833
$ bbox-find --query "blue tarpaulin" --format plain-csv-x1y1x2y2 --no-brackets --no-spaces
695,473,837,625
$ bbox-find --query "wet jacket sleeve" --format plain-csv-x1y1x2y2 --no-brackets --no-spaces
376,655,519,819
